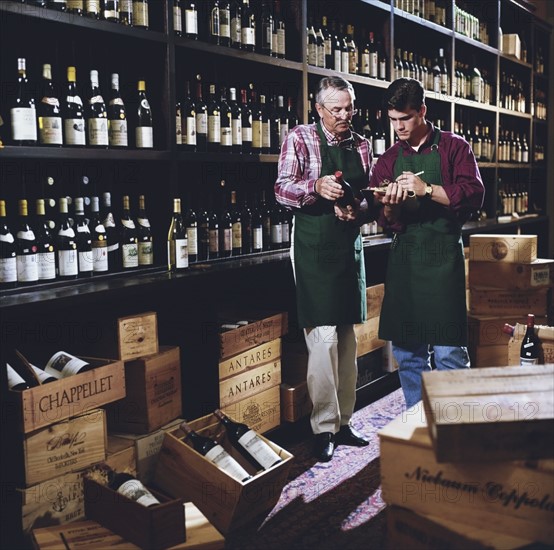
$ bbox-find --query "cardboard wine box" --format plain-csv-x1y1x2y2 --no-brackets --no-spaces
469,258,554,290
379,404,554,545
84,477,186,550
107,346,182,434
8,356,125,434
154,413,293,535
421,365,554,462
469,234,537,264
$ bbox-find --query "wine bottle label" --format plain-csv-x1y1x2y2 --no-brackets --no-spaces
39,116,63,145
281,222,290,243
0,233,15,244
222,228,231,252
271,224,282,244
67,96,83,106
31,363,58,382
17,254,38,283
373,138,386,156
174,7,182,33
0,257,17,283
117,479,160,507
185,117,197,145
237,429,282,469
204,444,251,482
209,229,219,253
45,351,90,378
109,119,128,147
232,223,241,248
122,243,139,268
186,227,198,254
58,226,76,238
88,118,109,146
68,0,83,8
262,123,270,148
58,249,78,277
361,53,370,75
253,227,263,250
342,52,349,73
173,238,188,269
208,116,221,143
138,242,153,265
86,0,100,13
231,119,242,145
280,123,289,145
242,125,252,143
93,244,108,272
220,12,230,39
231,17,240,45
252,121,262,148
308,43,317,66
78,250,94,273
89,95,104,104
196,112,208,136
11,107,37,141
241,27,255,46
221,125,232,146
176,112,182,144
185,9,198,34
133,2,148,27
65,119,86,145
137,217,151,228
317,46,325,68
7,364,27,390
38,251,56,280
136,126,153,148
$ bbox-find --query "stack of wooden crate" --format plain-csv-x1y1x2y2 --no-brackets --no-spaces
380,364,554,548
467,234,553,367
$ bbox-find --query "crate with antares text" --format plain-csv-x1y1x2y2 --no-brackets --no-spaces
154,412,293,535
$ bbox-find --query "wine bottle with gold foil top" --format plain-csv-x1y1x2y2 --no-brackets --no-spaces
16,199,39,285
135,80,153,148
120,195,139,270
38,63,63,146
167,198,188,271
0,200,17,289
11,58,37,146
108,73,128,147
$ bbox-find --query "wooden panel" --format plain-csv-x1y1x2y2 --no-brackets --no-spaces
117,311,159,361
469,288,549,316
218,339,281,381
469,234,537,264
469,258,554,290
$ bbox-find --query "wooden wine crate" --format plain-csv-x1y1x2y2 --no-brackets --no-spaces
22,409,107,487
219,356,281,408
354,316,386,357
469,287,549,316
379,405,554,545
469,234,537,264
421,365,554,462
469,258,554,290
468,343,508,367
154,413,293,535
109,417,184,484
84,477,186,550
31,502,225,550
218,310,288,360
218,338,281,381
366,283,385,319
507,323,554,366
280,379,312,423
468,315,526,347
221,385,281,435
8,356,125,434
106,346,182,434
387,505,542,550
104,435,137,476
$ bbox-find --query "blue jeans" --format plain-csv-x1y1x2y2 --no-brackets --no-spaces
392,343,470,409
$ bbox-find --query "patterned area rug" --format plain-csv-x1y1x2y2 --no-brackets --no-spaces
225,388,406,549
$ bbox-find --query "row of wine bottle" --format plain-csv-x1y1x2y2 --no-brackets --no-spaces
9,59,153,148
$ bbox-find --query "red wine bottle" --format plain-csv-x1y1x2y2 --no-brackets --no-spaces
334,170,357,208
520,314,540,365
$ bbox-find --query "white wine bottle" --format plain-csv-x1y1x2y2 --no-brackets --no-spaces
56,197,78,279
63,66,86,147
137,195,153,266
135,80,153,148
35,199,56,281
120,195,138,270
44,351,93,378
38,63,63,146
11,58,37,145
16,199,39,285
86,70,109,148
167,198,188,271
108,73,128,147
0,200,17,289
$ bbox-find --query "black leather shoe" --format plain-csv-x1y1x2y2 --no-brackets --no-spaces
336,424,369,447
313,432,335,462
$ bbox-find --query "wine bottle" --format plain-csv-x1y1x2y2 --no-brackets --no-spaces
137,195,153,267
270,199,282,250
135,80,153,148
218,181,232,258
72,197,93,277
7,364,30,391
85,0,101,18
108,472,161,507
102,0,119,21
108,73,128,147
184,202,198,263
195,75,208,152
230,0,241,49
101,192,121,272
208,0,220,45
240,0,255,52
67,0,83,14
16,199,39,285
269,95,280,154
132,0,148,29
219,86,232,153
34,199,56,281
173,0,182,35
307,18,318,67
207,83,221,152
334,170,357,208
520,314,540,366
167,198,188,271
180,421,252,482
219,0,231,46
38,63,63,146
230,190,242,256
86,70,109,148
260,190,271,251
11,58,37,145
229,87,242,154
214,409,282,470
250,88,262,154
281,206,290,248
208,197,220,259
240,87,252,154
184,0,198,39
240,194,252,254
89,196,109,273
259,0,273,55
56,197,78,279
63,66,86,147
181,80,196,151
197,202,209,261
273,0,285,58
44,350,93,378
251,195,263,253
0,200,18,289
120,195,139,270
119,0,133,25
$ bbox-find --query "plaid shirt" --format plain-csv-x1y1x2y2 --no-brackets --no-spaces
275,123,374,210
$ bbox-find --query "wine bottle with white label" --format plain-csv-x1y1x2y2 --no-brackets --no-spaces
44,350,93,378
108,472,160,507
87,70,109,148
135,80,153,148
137,195,153,267
35,199,56,281
57,197,78,279
132,0,149,29
119,0,133,25
0,200,18,289
167,198,188,271
89,196,108,273
11,58,37,146
108,73,128,147
102,0,119,21
38,63,63,146
101,192,121,272
74,197,93,277
63,66,86,147
120,195,138,270
16,199,39,285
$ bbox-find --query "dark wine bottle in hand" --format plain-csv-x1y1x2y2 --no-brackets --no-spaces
334,170,357,208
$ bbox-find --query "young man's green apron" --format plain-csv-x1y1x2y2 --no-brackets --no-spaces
293,123,367,329
378,129,468,347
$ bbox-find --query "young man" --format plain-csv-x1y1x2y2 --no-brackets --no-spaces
370,78,485,408
275,76,374,461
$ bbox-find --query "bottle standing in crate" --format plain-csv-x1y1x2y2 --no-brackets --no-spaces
44,351,93,378
213,409,282,470
108,471,161,507
180,421,252,482
520,314,540,365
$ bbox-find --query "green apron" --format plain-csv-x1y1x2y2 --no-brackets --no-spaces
293,123,367,329
379,129,468,346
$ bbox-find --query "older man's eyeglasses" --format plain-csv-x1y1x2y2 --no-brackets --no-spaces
321,105,358,118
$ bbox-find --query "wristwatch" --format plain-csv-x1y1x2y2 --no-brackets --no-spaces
424,183,433,197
